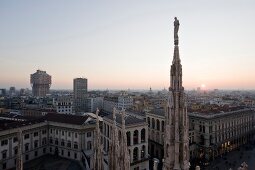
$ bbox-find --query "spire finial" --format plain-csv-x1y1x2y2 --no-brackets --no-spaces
174,17,180,45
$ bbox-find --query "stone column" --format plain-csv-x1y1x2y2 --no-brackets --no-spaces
130,148,133,163
130,131,134,146
153,158,159,170
138,130,141,144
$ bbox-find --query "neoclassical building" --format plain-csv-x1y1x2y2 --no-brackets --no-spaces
0,113,96,170
189,108,255,163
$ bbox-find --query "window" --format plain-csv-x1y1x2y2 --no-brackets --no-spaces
2,150,7,159
49,138,53,144
87,132,91,137
56,130,58,135
67,141,71,148
42,130,46,134
2,162,6,170
25,154,29,161
141,129,146,143
1,139,8,146
34,140,38,148
61,150,64,155
87,141,92,150
62,131,64,136
141,145,145,159
152,118,155,129
14,147,18,155
133,130,138,144
42,137,47,145
61,140,65,146
162,121,165,132
50,129,52,134
34,151,38,157
34,132,38,137
75,133,77,138
24,134,29,139
68,132,71,137
25,143,29,151
13,137,18,143
55,139,59,145
68,151,70,157
156,119,160,130
74,153,77,159
126,131,131,146
43,148,46,154
133,147,138,161
74,142,78,149
50,147,52,152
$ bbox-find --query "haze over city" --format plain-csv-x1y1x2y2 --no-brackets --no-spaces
1,0,255,90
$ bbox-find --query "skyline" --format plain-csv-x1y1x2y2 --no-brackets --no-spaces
1,1,255,90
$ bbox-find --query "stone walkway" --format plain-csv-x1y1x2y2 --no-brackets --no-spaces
205,144,255,170
22,154,82,170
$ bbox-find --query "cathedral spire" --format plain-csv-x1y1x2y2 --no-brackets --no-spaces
108,107,120,170
119,109,130,170
163,17,189,170
93,109,103,170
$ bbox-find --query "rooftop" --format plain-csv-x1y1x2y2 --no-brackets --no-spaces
104,112,145,126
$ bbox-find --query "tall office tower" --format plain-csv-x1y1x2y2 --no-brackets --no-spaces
163,18,189,170
30,70,51,97
73,78,88,112
9,87,16,96
0,89,7,96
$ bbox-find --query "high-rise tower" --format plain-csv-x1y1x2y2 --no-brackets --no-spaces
163,17,189,170
73,78,88,112
30,70,51,97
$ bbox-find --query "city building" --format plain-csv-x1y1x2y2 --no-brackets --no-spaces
103,94,133,112
53,95,73,115
9,87,16,96
0,113,97,170
0,89,7,97
86,97,103,113
30,70,51,97
189,108,255,163
73,78,88,112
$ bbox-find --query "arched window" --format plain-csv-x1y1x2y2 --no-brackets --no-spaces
133,130,139,144
133,147,138,161
126,131,131,146
87,141,92,150
152,118,155,129
141,145,146,159
141,129,145,143
156,119,160,130
162,121,165,132
147,117,151,127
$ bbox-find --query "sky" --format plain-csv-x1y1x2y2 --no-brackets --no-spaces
0,0,255,90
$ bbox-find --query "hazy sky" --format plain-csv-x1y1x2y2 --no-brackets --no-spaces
0,0,255,90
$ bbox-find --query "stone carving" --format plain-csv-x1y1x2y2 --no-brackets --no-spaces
174,17,180,45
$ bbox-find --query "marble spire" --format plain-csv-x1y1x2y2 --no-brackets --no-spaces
118,109,130,170
163,17,190,170
108,107,120,170
93,109,104,170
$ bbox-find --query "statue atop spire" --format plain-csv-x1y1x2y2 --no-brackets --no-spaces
174,17,180,45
